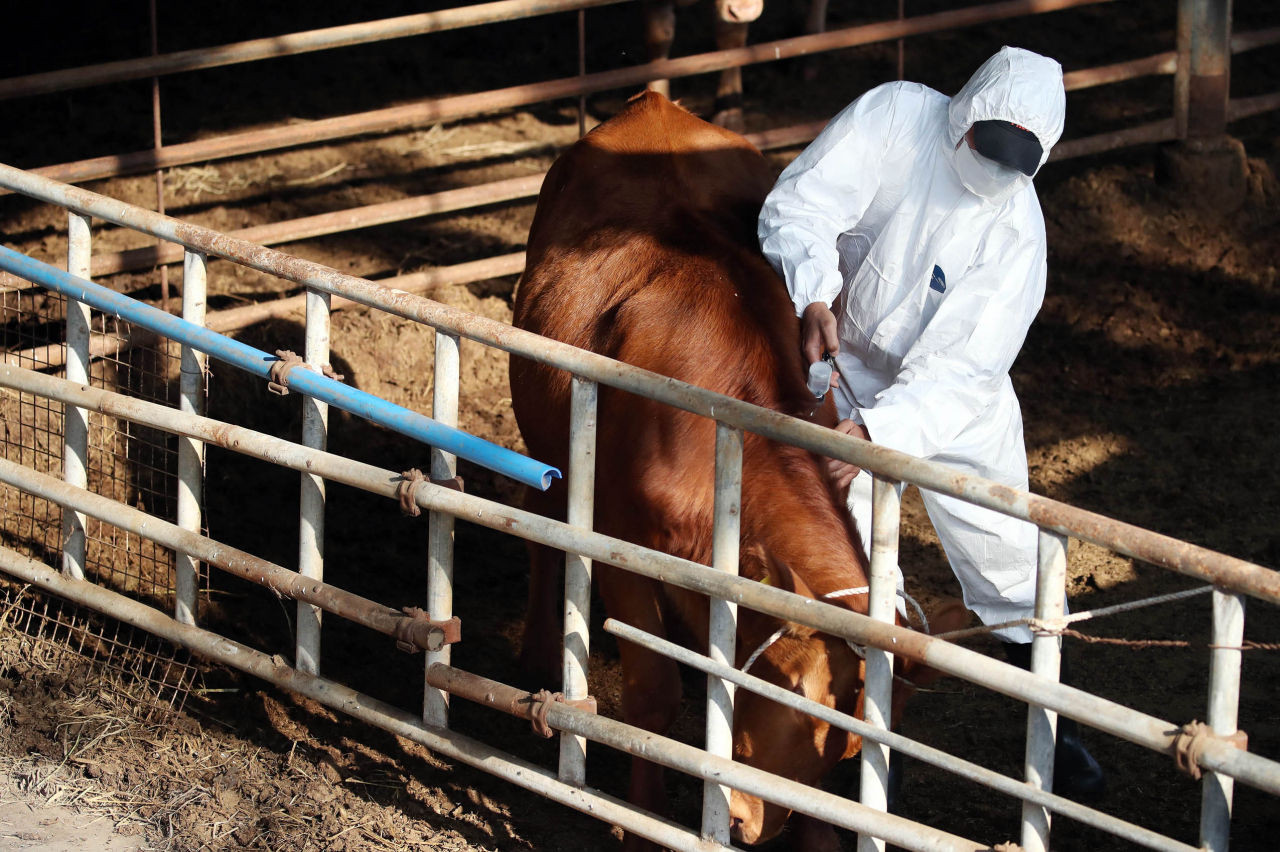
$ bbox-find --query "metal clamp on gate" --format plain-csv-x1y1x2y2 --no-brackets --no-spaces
393,607,461,653
397,468,465,517
527,689,597,738
267,349,345,396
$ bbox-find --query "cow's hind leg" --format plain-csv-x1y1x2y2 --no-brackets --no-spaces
597,565,682,852
518,540,564,688
518,485,566,688
643,0,677,99
711,16,750,132
798,0,829,80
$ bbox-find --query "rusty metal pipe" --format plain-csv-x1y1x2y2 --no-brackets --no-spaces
24,0,1117,188
2,364,1276,795
87,117,808,278
0,456,450,653
90,175,544,277
1049,119,1179,161
1185,0,1232,138
0,545,730,852
1,164,1275,606
427,664,988,852
0,0,632,101
1063,52,1176,90
1228,91,1280,122
1231,26,1280,54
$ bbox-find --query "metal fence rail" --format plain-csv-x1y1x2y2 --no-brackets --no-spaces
13,0,1120,188
4,358,1275,850
5,0,1274,333
0,0,630,100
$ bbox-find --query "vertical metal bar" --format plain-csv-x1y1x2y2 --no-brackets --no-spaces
1175,0,1194,138
1021,529,1069,852
702,423,742,844
1186,0,1233,138
424,331,460,728
175,249,207,626
296,288,331,673
1200,588,1245,852
61,212,91,581
857,474,900,852
149,0,169,314
559,377,597,786
577,8,587,137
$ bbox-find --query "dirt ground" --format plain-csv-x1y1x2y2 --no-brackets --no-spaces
1,1,1279,850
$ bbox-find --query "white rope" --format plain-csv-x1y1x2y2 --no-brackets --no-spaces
740,584,931,676
740,626,787,674
823,586,930,635
933,584,1215,641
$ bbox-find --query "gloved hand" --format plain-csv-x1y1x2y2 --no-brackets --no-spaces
825,419,870,490
800,302,840,372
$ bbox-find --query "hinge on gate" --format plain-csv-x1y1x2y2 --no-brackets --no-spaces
394,607,461,653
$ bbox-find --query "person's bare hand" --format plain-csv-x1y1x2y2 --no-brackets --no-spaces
825,419,870,490
800,302,839,367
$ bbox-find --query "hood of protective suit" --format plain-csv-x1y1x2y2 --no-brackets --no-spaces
947,46,1066,177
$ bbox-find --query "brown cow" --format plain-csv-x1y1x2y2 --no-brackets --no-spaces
511,92,950,850
643,0,831,132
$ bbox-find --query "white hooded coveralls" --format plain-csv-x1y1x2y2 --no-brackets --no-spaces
758,47,1067,642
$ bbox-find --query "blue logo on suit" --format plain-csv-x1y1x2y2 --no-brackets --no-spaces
929,265,946,293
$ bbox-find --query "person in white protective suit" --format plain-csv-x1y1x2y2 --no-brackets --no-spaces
758,46,1105,801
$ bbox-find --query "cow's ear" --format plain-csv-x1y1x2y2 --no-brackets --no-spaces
744,545,817,600
767,557,817,601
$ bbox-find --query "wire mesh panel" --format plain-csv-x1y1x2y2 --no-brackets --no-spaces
1,265,203,717
83,312,184,605
0,579,198,720
1,278,68,567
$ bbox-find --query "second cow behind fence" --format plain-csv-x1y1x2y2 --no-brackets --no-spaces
509,91,961,851
642,0,830,131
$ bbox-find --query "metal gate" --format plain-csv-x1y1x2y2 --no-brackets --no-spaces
2,1,1279,849
1,160,1278,852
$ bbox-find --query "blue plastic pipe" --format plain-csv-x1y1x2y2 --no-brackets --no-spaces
0,246,561,490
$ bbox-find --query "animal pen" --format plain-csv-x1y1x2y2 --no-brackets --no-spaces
0,0,1278,851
